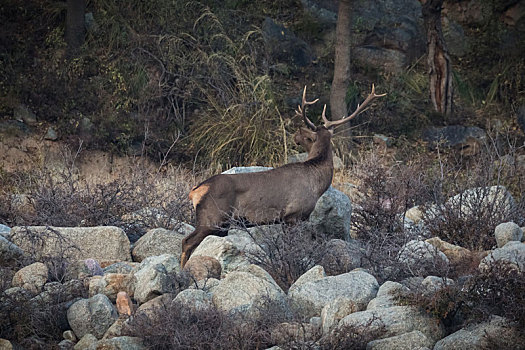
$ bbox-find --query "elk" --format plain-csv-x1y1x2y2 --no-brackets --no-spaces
181,85,385,267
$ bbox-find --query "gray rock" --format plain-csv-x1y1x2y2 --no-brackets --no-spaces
10,226,131,264
319,239,363,275
0,236,24,264
445,186,515,219
63,330,77,342
495,221,523,248
420,276,454,296
44,127,58,141
211,265,289,320
121,208,193,233
190,235,251,274
354,47,408,73
288,152,343,170
479,241,525,272
132,254,180,304
0,338,13,350
12,262,48,294
300,0,337,23
434,315,523,349
373,134,394,148
367,281,409,310
173,288,213,313
183,255,222,281
290,265,326,291
288,269,378,318
102,317,127,339
88,273,135,302
132,227,189,262
222,166,272,174
134,293,174,324
31,279,84,305
302,0,425,72
84,258,104,276
67,294,118,339
14,104,37,125
442,18,470,57
321,297,358,334
366,330,433,350
262,17,314,68
0,224,11,237
309,187,352,241
103,261,137,274
422,125,486,150
339,306,446,344
93,336,147,350
74,333,98,350
397,240,449,275
58,339,75,350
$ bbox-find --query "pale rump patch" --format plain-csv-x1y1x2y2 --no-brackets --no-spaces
188,184,210,210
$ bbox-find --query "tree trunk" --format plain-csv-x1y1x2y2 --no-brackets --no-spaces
330,0,352,132
66,0,86,57
420,0,453,116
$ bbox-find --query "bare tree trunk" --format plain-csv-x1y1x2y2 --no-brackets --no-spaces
420,0,453,116
330,0,352,131
66,0,86,57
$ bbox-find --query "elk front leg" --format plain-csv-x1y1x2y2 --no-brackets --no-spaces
180,226,219,268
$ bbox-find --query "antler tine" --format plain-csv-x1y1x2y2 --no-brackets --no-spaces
323,84,386,129
295,85,318,130
321,104,328,125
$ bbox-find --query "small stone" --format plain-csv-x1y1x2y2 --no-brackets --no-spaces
44,127,58,141
14,104,37,125
373,134,393,147
184,255,222,281
58,339,75,350
116,291,134,316
63,330,77,342
495,222,523,248
12,262,48,294
73,333,98,350
84,258,104,276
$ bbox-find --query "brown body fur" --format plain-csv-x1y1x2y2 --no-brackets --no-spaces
181,127,333,266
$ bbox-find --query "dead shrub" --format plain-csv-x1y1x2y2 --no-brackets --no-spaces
351,150,429,282
10,226,79,283
124,299,280,350
0,147,194,242
318,315,386,350
402,261,525,338
422,138,525,251
0,279,86,348
237,221,328,292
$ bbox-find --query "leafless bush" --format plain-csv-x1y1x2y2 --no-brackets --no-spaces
124,299,280,350
10,226,79,283
235,221,328,292
0,279,85,348
402,261,525,339
423,136,525,250
0,146,195,242
351,150,429,282
318,315,386,350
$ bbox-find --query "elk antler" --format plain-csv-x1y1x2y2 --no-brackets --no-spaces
322,84,386,129
295,86,319,131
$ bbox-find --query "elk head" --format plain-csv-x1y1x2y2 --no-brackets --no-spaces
293,84,386,156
